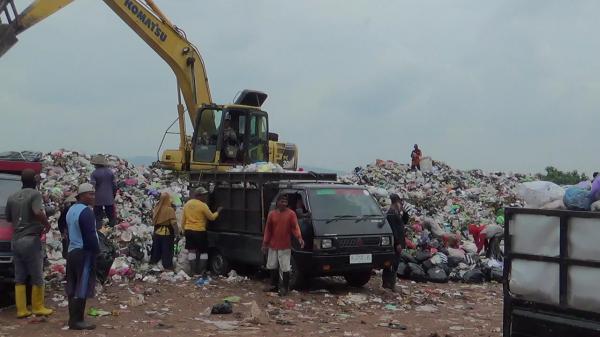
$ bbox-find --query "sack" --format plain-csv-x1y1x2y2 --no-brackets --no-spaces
448,256,463,268
408,263,427,282
462,268,485,283
592,201,600,212
517,181,564,208
415,250,432,263
422,260,434,271
128,242,145,261
564,187,591,211
396,262,409,278
96,232,117,284
490,267,503,282
400,252,418,264
427,266,448,283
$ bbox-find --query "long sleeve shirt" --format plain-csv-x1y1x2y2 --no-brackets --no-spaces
91,167,116,206
182,199,218,232
263,208,302,250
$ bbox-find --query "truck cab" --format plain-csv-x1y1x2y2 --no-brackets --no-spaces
191,172,395,288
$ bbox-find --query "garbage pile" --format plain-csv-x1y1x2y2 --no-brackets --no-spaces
341,159,532,283
39,150,190,283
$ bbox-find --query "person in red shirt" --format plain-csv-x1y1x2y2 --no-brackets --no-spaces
410,144,422,171
468,224,504,259
262,195,305,296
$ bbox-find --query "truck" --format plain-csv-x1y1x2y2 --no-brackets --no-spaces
191,171,397,288
503,207,600,337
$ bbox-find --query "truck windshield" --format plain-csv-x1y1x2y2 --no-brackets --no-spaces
308,188,382,220
0,177,21,217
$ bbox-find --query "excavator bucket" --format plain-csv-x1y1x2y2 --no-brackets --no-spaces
0,24,17,58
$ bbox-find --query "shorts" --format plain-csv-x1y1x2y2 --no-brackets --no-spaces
185,230,208,253
266,249,291,272
13,235,44,285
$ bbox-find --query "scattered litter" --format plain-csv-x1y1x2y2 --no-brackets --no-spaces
211,302,233,315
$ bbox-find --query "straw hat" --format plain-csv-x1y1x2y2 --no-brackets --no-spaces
90,155,109,166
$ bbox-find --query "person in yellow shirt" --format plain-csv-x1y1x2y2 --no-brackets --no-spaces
182,187,222,276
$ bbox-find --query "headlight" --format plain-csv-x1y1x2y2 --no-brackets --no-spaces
381,236,391,246
321,239,333,249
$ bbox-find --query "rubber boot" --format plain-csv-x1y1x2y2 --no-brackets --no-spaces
198,257,208,278
69,298,95,330
263,270,279,292
31,285,53,316
193,253,202,276
14,284,32,318
279,272,290,296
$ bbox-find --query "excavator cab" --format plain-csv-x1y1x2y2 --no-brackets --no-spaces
189,105,269,171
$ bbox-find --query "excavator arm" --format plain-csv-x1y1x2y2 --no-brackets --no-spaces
1,0,211,132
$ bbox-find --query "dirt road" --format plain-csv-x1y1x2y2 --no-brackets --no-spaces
0,274,502,337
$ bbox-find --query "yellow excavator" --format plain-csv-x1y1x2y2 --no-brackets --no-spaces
0,0,298,171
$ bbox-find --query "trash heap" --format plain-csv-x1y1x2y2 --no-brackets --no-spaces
341,159,532,284
39,150,190,283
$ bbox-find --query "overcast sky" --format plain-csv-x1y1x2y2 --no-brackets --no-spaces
2,1,599,174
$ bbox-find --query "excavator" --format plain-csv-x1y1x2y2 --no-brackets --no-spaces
0,0,298,171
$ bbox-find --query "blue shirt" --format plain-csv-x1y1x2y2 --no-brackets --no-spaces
66,203,99,253
91,167,116,206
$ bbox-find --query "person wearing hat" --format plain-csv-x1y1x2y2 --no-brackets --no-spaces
58,194,78,259
90,155,117,228
382,193,409,292
150,192,179,270
65,183,100,330
182,187,222,276
5,169,53,318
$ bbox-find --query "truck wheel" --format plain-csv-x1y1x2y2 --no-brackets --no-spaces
344,271,372,287
209,250,231,276
289,255,306,290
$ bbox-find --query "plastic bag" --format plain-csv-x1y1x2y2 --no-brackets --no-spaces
563,187,591,211
463,269,485,283
427,266,448,283
517,181,564,208
408,263,427,282
396,262,409,278
592,201,600,212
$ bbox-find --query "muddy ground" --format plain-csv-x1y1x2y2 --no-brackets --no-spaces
0,273,502,337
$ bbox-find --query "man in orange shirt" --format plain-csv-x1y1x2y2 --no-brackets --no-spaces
262,195,304,296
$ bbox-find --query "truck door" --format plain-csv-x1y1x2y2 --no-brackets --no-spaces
270,190,311,251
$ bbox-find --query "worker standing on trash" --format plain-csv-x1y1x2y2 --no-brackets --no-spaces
410,144,422,171
5,169,53,318
150,192,179,270
65,183,99,330
262,195,305,296
182,187,222,277
90,155,117,228
469,223,504,260
382,194,409,292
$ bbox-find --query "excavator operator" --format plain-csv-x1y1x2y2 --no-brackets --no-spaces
221,113,239,163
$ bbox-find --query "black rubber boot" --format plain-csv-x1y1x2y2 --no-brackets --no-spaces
263,270,279,292
194,253,202,276
279,272,290,296
69,298,95,330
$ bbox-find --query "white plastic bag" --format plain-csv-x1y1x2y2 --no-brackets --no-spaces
516,181,564,208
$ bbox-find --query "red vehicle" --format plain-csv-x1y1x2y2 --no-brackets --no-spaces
0,158,42,284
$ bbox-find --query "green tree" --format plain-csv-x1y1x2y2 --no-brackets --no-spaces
537,166,589,185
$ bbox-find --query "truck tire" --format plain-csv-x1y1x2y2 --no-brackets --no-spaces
209,250,231,276
289,255,306,290
344,271,372,287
